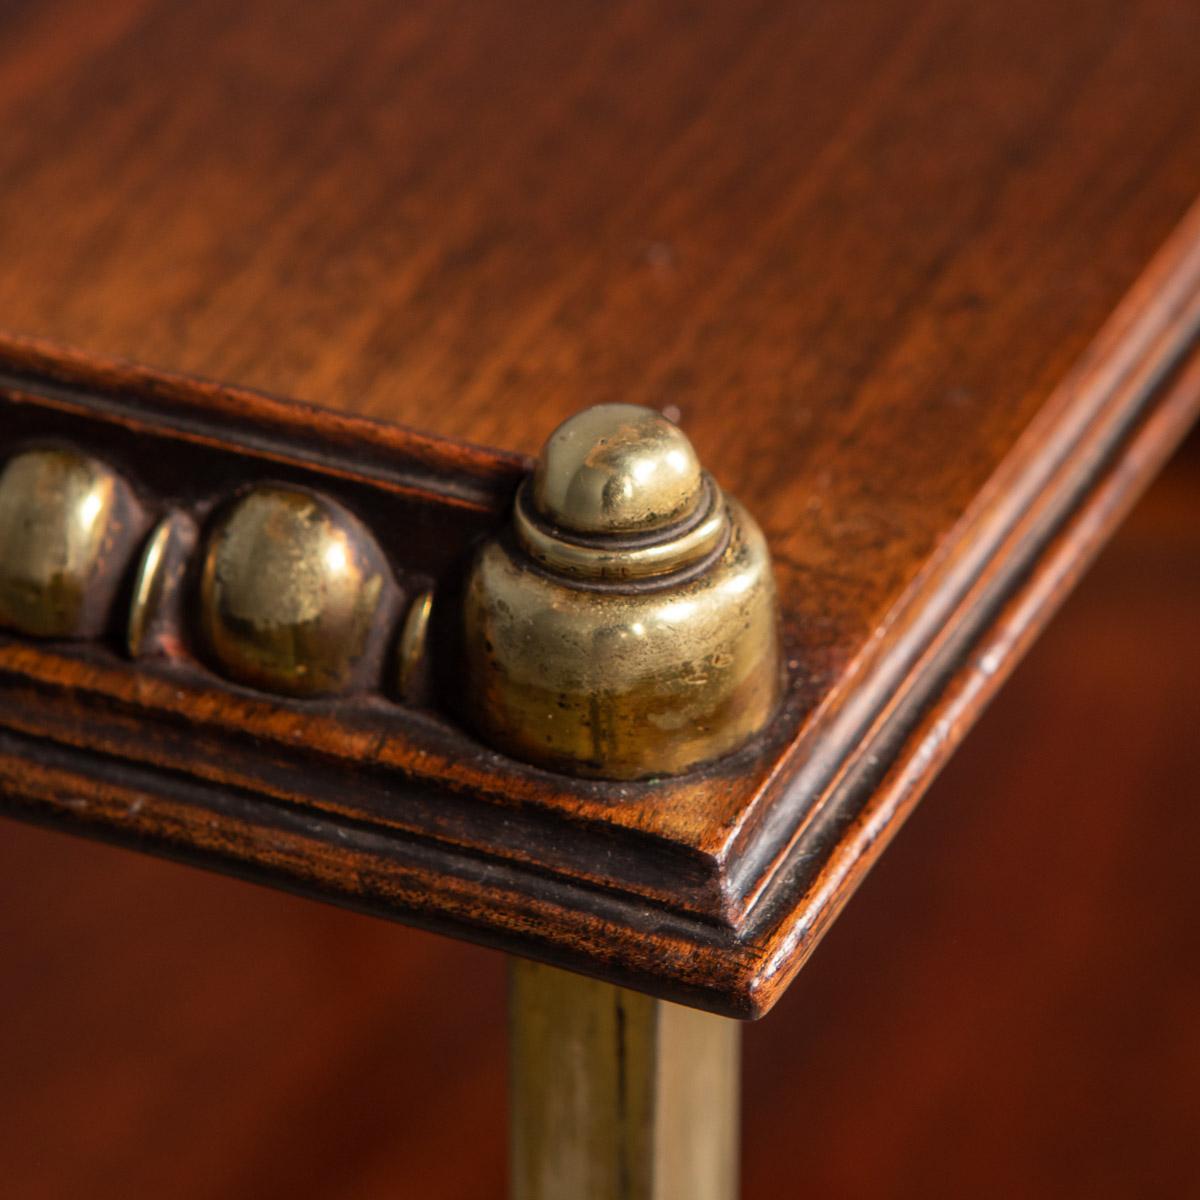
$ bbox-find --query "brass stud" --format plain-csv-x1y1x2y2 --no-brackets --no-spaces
0,447,144,639
198,485,399,697
462,406,782,780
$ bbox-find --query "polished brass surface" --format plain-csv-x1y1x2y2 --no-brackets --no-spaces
0,448,141,638
531,403,705,535
463,404,781,779
510,959,739,1200
198,485,397,697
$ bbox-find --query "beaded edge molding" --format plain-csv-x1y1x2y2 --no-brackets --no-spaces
0,446,436,705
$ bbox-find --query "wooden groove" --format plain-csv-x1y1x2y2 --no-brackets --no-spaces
0,334,527,512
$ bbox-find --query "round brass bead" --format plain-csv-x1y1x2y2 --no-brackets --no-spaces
463,406,781,780
0,447,143,638
198,486,397,697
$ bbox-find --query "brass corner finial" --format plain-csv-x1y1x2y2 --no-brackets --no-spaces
462,404,782,780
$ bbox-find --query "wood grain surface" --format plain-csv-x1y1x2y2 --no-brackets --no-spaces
1,0,1200,1014
0,442,1195,1198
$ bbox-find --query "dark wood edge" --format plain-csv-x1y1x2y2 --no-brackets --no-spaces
0,197,1197,1016
740,339,1200,1013
717,197,1200,920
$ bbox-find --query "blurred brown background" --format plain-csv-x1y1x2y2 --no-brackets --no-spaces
0,431,1196,1199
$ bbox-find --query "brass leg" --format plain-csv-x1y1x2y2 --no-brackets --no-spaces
509,958,740,1200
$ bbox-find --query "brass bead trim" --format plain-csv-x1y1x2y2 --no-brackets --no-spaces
126,511,196,660
0,435,462,709
395,588,434,702
197,485,398,698
0,447,145,639
513,475,729,582
127,517,174,657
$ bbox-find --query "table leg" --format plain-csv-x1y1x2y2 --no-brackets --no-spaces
509,958,740,1200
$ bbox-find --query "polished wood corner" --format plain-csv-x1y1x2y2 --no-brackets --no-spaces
2,191,1198,1015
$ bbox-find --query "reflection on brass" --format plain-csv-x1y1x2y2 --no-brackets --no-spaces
510,959,739,1200
0,447,141,638
395,589,433,703
198,485,396,697
127,512,197,659
530,403,706,535
463,405,782,779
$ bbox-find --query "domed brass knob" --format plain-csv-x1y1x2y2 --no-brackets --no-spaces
530,403,705,535
515,407,729,584
0,448,145,639
463,405,782,780
198,486,399,697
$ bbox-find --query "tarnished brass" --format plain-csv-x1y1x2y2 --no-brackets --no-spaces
198,485,398,697
463,404,781,779
0,447,143,638
510,959,739,1200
